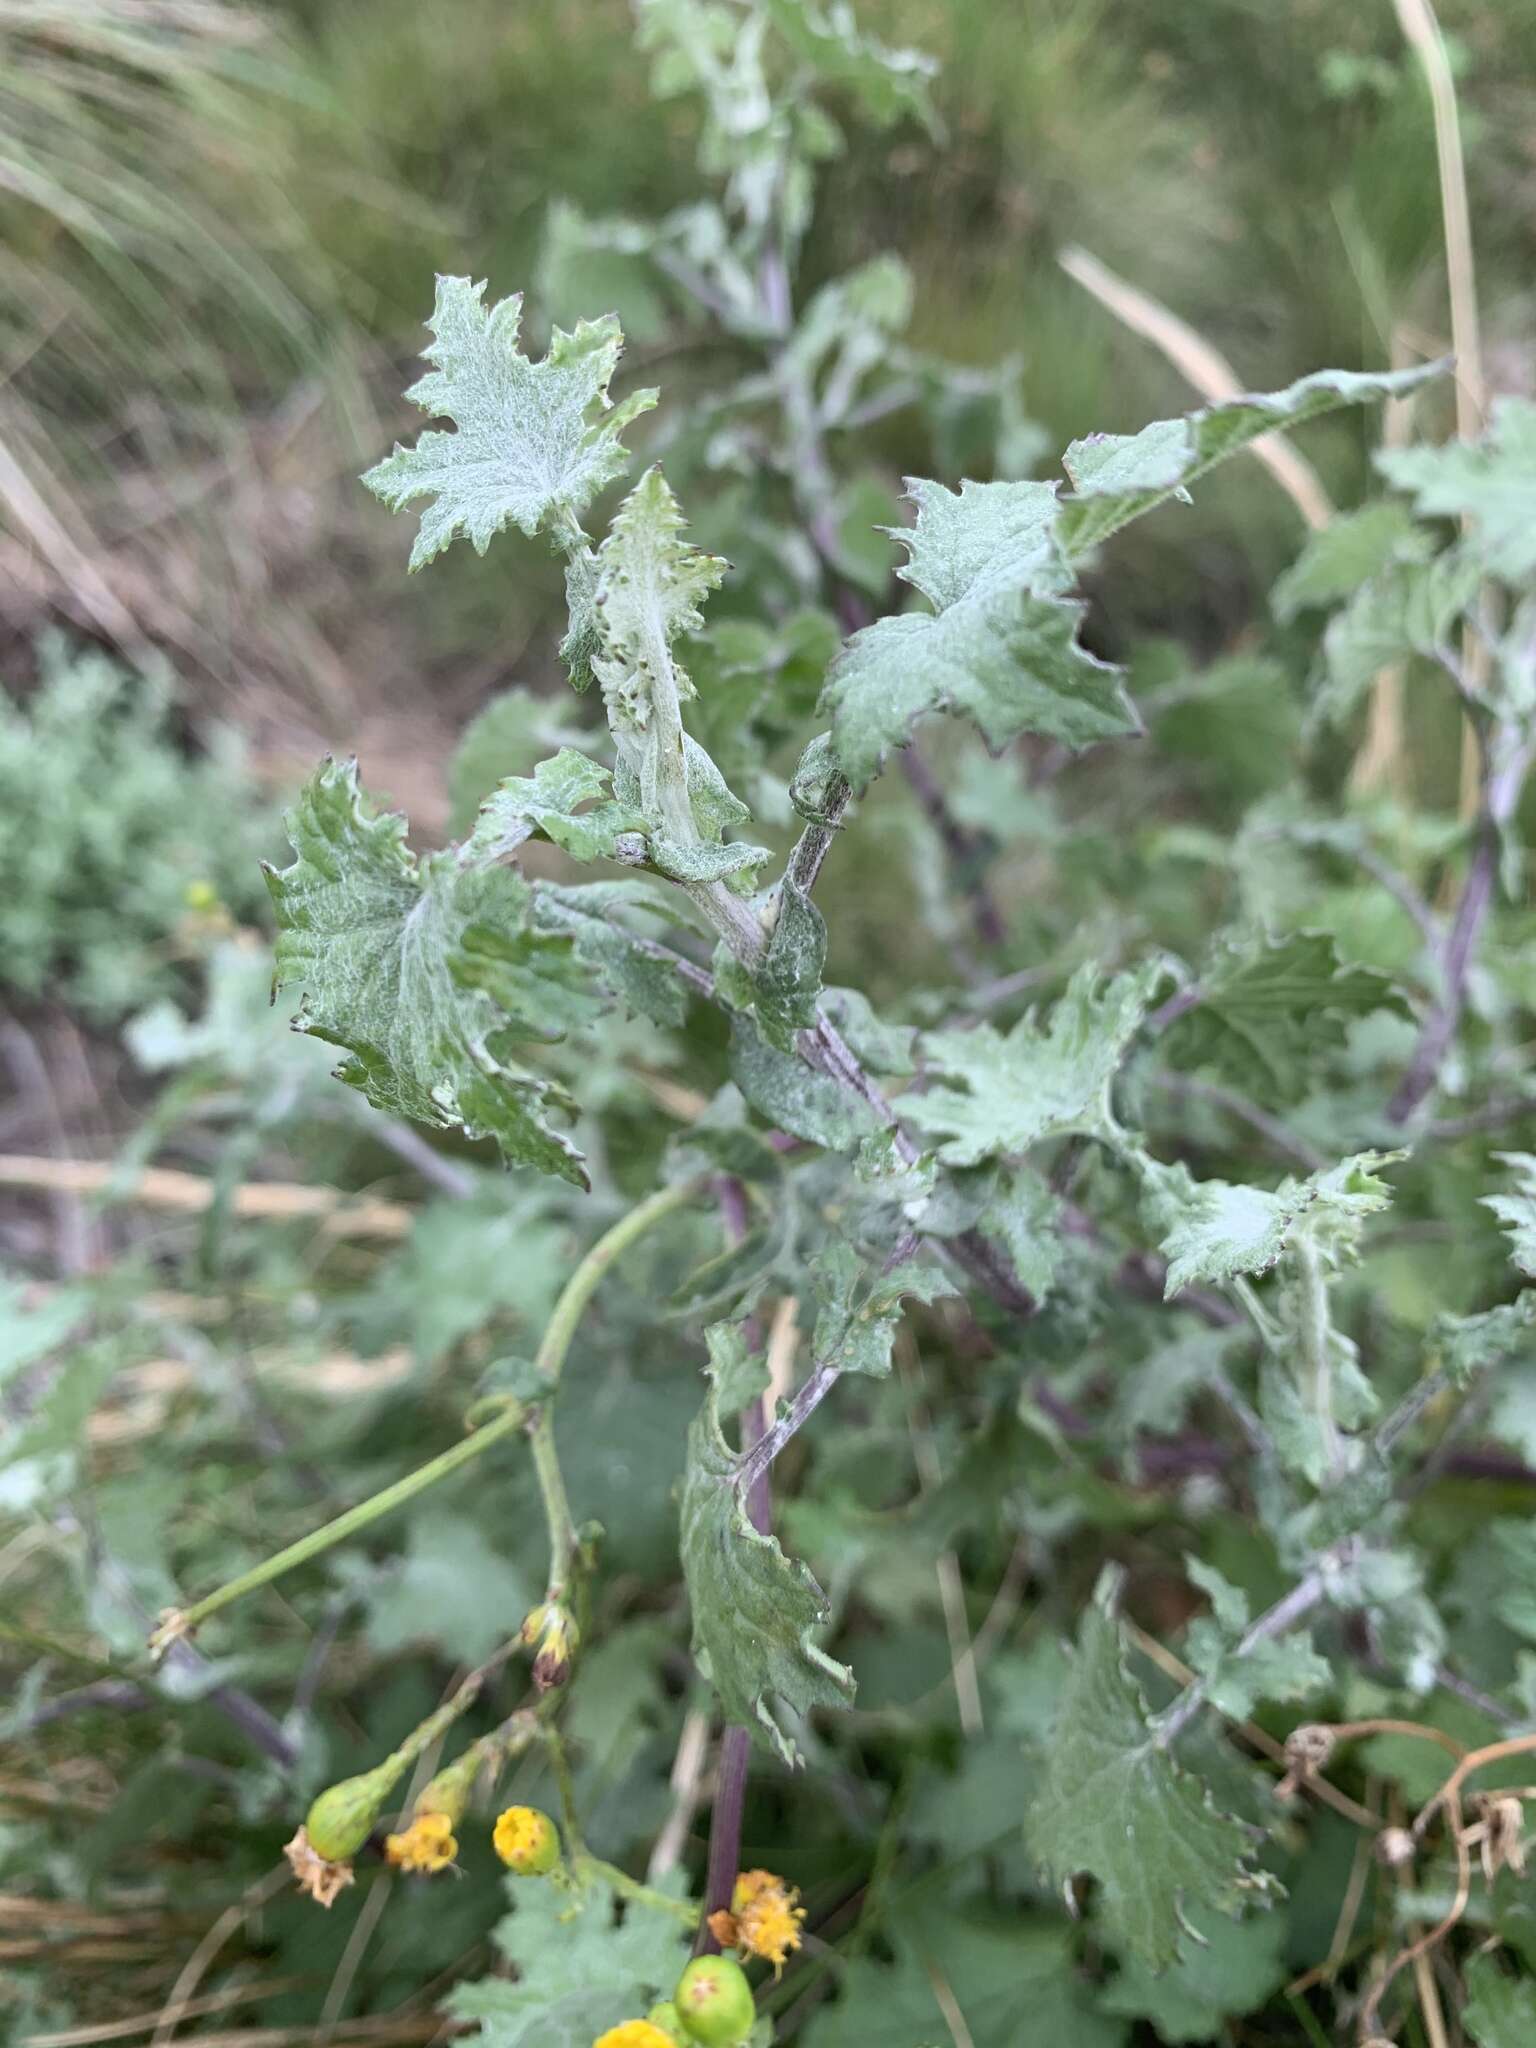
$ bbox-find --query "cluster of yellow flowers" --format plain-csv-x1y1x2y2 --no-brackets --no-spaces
707,1868,805,1975
595,1868,801,2047
285,1763,794,2048
285,1791,562,1905
384,1809,457,1873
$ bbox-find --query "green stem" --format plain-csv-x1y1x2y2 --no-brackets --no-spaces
534,1178,699,1385
155,1178,705,1651
544,1723,585,1853
538,1722,696,1923
378,1668,486,1782
153,1403,529,1650
529,1413,578,1605
576,1852,701,1927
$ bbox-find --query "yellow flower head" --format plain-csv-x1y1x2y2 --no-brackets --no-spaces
385,1809,458,1874
493,1803,561,1875
716,1867,805,1975
592,2025,677,2048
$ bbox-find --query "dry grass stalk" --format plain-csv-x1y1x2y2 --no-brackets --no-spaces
0,1156,413,1238
1057,243,1333,530
1391,0,1489,827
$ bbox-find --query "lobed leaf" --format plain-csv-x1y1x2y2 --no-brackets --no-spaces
819,477,1136,786
1166,929,1411,1103
808,1238,953,1378
1271,500,1430,621
1024,1595,1278,1968
1378,396,1536,584
1058,361,1447,557
266,758,595,1187
450,1870,689,2047
1483,1152,1536,1279
761,0,940,134
1147,1150,1397,1296
467,748,646,864
362,276,656,570
907,960,1166,1167
1318,545,1480,726
679,1362,855,1763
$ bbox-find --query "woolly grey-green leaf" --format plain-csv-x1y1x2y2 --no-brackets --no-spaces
362,276,656,569
1378,396,1536,584
266,758,594,1186
819,477,1136,787
1059,361,1447,556
906,960,1166,1167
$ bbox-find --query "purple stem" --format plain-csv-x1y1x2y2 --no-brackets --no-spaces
899,745,1007,949
697,1184,773,1951
1390,735,1534,1124
1145,985,1203,1035
698,1724,752,1951
734,1359,841,1501
1390,831,1497,1122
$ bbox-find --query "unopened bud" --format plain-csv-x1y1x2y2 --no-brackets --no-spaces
304,1762,398,1862
523,1601,578,1691
672,1955,755,2047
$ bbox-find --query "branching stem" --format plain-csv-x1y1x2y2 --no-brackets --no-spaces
153,1178,705,1650
1156,1559,1338,1749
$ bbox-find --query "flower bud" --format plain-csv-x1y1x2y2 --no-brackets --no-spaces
644,2003,686,2044
413,1743,484,1830
673,1954,755,2046
493,1803,561,1876
522,1601,579,1690
304,1763,397,1862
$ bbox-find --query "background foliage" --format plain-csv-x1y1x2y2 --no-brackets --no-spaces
5,3,1536,2047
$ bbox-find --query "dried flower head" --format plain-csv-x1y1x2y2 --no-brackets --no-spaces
1374,1826,1416,1871
1472,1792,1527,1882
707,1867,805,1976
1275,1723,1337,1801
385,1809,458,1874
493,1803,561,1875
283,1825,355,1909
147,1608,191,1664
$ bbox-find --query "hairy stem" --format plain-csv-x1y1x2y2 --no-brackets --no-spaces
1294,1233,1341,1477
734,1359,841,1500
151,1405,531,1652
